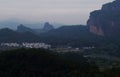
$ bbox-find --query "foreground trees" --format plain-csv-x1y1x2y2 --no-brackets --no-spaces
0,48,98,77
0,48,119,77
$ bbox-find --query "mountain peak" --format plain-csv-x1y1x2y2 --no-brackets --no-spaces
17,24,34,33
19,24,25,27
43,22,54,31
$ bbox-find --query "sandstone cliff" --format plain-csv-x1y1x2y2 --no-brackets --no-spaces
87,0,120,37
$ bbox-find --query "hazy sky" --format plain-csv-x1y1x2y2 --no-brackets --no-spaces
0,0,113,25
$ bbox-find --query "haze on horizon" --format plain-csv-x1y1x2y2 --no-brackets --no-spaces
0,0,113,25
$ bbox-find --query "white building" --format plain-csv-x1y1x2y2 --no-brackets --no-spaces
0,42,51,49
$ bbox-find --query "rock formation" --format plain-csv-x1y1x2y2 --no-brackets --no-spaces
43,22,54,32
87,0,120,37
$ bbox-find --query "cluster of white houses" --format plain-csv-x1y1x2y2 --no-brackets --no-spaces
0,43,51,49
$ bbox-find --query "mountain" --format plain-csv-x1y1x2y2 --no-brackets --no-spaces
0,28,18,38
17,24,34,33
0,25,107,47
40,25,104,47
16,22,55,35
87,0,120,38
32,22,55,34
0,19,62,30
42,25,89,38
43,22,54,32
0,19,45,30
0,28,40,43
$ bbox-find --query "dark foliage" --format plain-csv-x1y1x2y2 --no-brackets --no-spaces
0,48,98,77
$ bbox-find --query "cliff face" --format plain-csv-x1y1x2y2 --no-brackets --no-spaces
87,0,120,37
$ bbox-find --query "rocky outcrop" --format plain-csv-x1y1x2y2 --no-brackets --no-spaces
87,0,120,37
43,22,54,32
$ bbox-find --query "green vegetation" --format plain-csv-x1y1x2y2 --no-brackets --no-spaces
0,48,119,77
0,48,98,77
83,43,120,76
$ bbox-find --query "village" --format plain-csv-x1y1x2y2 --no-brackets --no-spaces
0,42,51,50
0,42,95,53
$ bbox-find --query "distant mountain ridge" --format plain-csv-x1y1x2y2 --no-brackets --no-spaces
0,28,40,43
0,19,62,29
41,25,89,38
1,0,120,47
0,25,105,47
39,25,105,47
17,24,34,33
16,22,54,34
